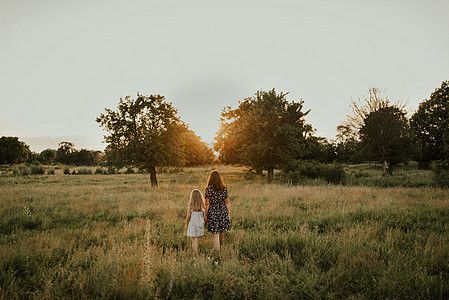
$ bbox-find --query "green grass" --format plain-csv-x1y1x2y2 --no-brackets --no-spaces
1,165,448,299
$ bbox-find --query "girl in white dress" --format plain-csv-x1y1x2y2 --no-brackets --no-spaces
185,189,205,254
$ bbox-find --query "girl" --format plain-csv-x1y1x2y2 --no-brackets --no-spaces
185,189,206,254
204,170,230,252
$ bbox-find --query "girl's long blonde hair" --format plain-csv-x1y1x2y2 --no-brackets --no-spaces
189,189,205,211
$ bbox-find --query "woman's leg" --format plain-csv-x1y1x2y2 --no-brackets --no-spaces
192,237,198,254
212,233,220,251
219,232,224,246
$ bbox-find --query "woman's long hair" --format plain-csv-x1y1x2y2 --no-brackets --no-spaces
206,170,226,191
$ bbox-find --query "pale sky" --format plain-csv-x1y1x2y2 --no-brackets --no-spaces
1,0,448,152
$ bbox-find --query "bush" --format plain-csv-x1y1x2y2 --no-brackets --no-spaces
30,165,45,175
125,167,135,174
281,161,345,185
63,166,70,175
433,161,449,187
47,168,55,175
77,168,92,175
107,167,117,174
12,165,31,176
95,167,105,174
322,164,346,184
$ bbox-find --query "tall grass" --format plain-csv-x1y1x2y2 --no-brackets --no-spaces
1,165,448,298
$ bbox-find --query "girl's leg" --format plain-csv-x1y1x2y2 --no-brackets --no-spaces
212,233,220,251
192,237,198,254
219,232,224,246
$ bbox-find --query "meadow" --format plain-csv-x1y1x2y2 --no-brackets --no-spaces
1,165,448,299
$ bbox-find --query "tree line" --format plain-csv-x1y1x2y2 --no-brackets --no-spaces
1,81,448,186
0,139,103,166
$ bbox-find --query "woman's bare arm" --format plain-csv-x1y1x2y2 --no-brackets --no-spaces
225,197,230,221
204,198,210,223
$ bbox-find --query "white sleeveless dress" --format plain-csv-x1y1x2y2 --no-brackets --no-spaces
187,208,205,237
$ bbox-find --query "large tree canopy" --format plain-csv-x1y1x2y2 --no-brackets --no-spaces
410,81,449,167
215,89,312,181
359,106,413,175
179,127,216,166
97,93,186,186
0,136,32,164
336,88,407,164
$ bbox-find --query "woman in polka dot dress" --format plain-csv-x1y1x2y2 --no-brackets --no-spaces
204,170,230,251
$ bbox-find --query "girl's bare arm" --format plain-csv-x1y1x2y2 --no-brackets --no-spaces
185,210,191,230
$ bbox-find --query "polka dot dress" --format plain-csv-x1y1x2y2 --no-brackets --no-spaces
205,186,230,234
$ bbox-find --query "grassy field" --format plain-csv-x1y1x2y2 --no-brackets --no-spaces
1,165,448,299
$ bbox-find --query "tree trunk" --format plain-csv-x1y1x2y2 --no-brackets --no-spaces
382,161,393,176
267,168,274,182
149,166,158,186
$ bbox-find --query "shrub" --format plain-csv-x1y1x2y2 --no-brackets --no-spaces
77,168,92,175
63,166,70,175
125,167,135,174
95,167,105,174
433,161,449,187
12,165,31,176
30,165,45,175
281,161,345,185
322,164,346,184
107,167,117,174
72,170,77,175
47,168,55,175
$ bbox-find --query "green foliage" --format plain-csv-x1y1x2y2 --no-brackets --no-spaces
0,136,32,164
95,167,105,174
411,81,449,165
12,165,31,176
96,93,188,186
125,167,135,174
56,142,75,165
179,127,215,166
77,168,92,175
30,165,45,175
360,106,413,174
63,167,70,175
215,89,313,180
55,143,101,166
38,148,56,165
281,161,346,185
433,161,449,187
344,163,434,188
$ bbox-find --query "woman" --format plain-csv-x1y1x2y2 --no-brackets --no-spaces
204,170,230,251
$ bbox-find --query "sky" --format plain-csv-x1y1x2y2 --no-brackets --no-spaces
1,0,448,153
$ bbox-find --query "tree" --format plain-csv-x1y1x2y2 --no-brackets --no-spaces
301,136,337,163
96,93,185,186
333,125,362,163
38,148,56,165
0,136,32,164
410,81,449,168
72,149,96,166
179,127,215,166
340,88,406,139
359,106,413,175
215,89,312,181
55,142,75,165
